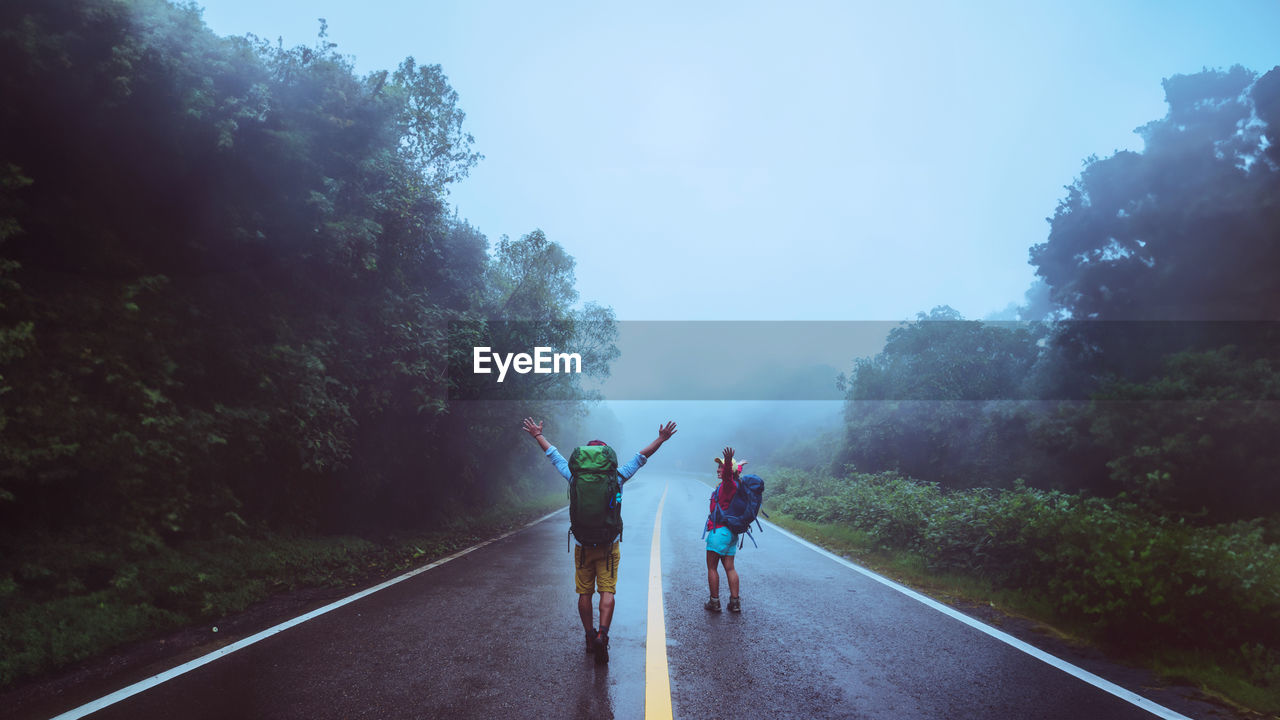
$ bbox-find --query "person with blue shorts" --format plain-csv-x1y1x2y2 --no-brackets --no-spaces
705,446,744,613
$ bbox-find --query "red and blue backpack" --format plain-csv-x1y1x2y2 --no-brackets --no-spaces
703,473,768,548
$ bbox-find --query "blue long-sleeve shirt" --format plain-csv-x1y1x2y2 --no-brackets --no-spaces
544,445,647,484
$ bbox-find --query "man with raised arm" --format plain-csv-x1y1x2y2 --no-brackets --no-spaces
523,417,677,664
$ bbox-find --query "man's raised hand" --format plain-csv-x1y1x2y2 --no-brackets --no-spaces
522,418,544,438
658,421,678,441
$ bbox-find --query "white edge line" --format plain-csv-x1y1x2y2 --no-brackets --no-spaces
50,507,568,720
765,521,1194,720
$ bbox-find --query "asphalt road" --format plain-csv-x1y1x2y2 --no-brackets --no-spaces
34,471,1228,719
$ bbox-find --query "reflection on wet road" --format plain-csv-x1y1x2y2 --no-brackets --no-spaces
43,472,1211,720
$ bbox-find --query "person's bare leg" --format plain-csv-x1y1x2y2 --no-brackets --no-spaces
599,544,619,633
593,590,616,663
598,591,616,629
578,592,595,632
706,550,721,597
724,555,739,598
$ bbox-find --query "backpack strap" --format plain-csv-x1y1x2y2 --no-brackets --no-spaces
703,505,726,538
755,508,770,534
702,485,718,539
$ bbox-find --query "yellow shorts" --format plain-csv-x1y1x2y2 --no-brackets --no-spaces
574,542,621,594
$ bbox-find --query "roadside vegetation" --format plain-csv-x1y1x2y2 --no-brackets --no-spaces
638,452,1275,713
752,62,1280,714
0,492,565,688
0,0,600,690
764,470,1280,714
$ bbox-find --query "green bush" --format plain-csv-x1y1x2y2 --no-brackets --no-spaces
768,467,1280,669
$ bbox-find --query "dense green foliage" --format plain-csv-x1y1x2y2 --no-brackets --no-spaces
837,307,1056,490
818,64,1280,711
768,468,1280,700
0,492,565,687
1032,66,1280,323
834,66,1280,520
838,319,1280,517
0,0,611,686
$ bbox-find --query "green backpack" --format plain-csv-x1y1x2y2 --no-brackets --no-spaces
568,445,623,549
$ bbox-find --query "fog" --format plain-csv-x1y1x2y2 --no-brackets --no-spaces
195,0,1280,323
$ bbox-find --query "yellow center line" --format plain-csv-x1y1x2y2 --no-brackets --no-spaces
645,482,673,720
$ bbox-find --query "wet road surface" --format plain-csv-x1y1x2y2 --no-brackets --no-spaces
37,472,1221,719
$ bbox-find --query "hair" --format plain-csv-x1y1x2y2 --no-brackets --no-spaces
714,456,746,477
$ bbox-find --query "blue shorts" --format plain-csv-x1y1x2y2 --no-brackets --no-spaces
706,527,738,556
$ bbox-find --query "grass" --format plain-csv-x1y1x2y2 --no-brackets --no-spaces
0,491,567,690
766,510,1280,718
1150,651,1280,718
769,512,1061,625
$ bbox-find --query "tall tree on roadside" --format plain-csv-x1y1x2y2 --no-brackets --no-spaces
438,229,619,506
1031,65,1280,323
838,307,1049,490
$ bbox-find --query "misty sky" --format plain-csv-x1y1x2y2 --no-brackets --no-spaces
196,1,1280,323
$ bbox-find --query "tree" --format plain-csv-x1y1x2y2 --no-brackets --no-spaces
838,308,1049,489
1030,66,1280,322
0,0,546,538
390,59,483,192
1088,347,1280,518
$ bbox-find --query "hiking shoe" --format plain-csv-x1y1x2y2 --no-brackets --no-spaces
593,632,609,664
586,629,597,653
704,597,721,612
728,596,741,613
